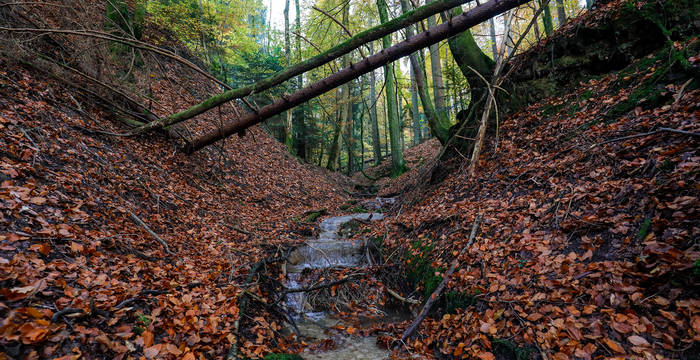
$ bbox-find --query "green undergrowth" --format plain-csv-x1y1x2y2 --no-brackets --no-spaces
264,354,303,360
492,338,534,360
605,44,697,121
406,239,477,314
106,0,145,70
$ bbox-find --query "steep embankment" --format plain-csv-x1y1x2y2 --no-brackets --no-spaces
0,5,352,359
364,2,699,359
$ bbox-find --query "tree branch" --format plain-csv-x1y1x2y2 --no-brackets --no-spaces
185,0,530,152
126,0,477,135
401,215,482,341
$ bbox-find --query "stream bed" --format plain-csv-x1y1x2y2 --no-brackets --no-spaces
283,210,392,359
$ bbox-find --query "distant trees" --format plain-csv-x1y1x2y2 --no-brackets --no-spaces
377,0,407,176
127,0,584,174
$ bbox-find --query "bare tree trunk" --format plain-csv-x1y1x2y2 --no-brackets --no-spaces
427,0,446,116
294,0,306,160
283,0,293,152
368,45,382,166
555,0,567,27
378,0,406,176
489,17,498,60
410,66,421,146
184,0,530,153
128,0,476,135
401,0,450,144
326,4,351,171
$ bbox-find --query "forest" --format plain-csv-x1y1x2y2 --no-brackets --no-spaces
0,0,698,359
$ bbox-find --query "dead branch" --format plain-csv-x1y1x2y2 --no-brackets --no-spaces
282,274,362,294
590,127,700,149
113,289,168,310
401,215,482,341
127,210,174,255
386,287,420,305
51,308,84,323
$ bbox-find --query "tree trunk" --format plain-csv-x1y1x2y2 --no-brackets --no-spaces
378,0,406,176
402,0,450,144
283,0,293,152
326,4,351,171
489,17,498,60
368,45,382,166
442,7,495,112
427,0,446,117
540,0,553,35
555,0,566,27
326,83,345,170
294,0,306,160
129,0,476,136
184,0,529,153
410,66,421,146
344,82,356,175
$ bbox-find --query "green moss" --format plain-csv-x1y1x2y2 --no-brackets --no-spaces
351,205,366,213
305,211,323,222
637,218,651,241
492,338,534,360
444,291,478,314
540,103,564,118
407,240,443,298
264,354,304,360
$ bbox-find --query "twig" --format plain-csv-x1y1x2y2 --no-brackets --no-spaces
113,289,168,310
402,215,482,341
127,210,174,255
283,274,362,294
51,308,84,323
386,287,420,305
589,127,700,149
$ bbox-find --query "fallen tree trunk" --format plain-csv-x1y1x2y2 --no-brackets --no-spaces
128,0,476,135
185,0,530,153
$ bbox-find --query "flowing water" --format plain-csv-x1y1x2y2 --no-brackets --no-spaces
283,209,392,359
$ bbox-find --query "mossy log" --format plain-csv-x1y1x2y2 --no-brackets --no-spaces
128,0,477,136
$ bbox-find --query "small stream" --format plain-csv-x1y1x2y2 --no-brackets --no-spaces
283,206,393,359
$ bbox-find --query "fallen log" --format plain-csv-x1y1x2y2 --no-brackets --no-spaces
185,0,530,153
127,0,475,135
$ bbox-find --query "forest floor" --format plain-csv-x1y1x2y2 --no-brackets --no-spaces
1,1,699,360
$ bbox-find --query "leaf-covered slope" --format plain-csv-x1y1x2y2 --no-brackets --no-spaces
0,58,350,359
371,12,699,360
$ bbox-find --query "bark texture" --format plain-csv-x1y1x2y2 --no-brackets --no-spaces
184,0,530,153
377,0,406,176
128,0,476,136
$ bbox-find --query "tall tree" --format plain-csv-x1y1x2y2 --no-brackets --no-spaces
410,64,421,146
377,0,406,176
344,79,356,174
402,0,450,144
555,0,567,26
294,0,306,160
427,0,446,116
489,17,498,60
367,45,382,165
184,0,531,152
540,0,554,35
283,0,293,152
326,3,351,171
